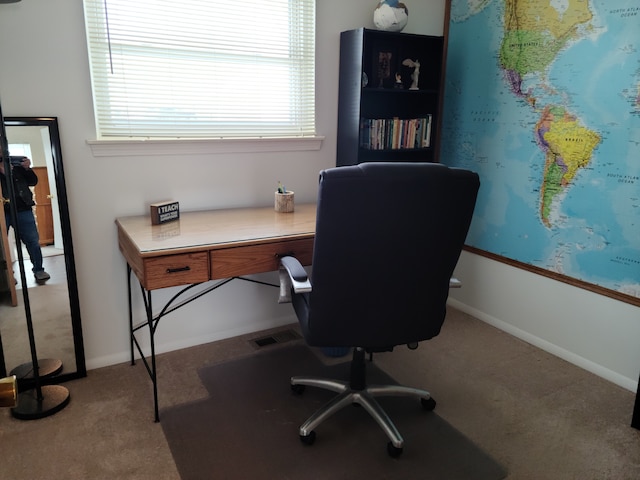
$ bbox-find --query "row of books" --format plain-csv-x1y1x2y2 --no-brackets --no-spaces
360,116,432,150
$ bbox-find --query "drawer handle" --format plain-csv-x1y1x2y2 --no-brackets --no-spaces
166,266,191,274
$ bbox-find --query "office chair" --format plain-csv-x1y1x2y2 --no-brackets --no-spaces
279,162,479,457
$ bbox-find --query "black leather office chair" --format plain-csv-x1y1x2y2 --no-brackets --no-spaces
279,162,480,457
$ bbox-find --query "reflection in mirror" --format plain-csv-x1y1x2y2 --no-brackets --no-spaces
0,117,85,383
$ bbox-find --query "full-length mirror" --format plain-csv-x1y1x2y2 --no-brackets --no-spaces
0,117,85,382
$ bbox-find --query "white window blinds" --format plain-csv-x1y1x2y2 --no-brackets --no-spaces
83,0,316,139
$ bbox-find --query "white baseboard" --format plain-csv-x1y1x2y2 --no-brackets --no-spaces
448,298,638,393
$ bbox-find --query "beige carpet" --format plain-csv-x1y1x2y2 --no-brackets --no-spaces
0,308,638,479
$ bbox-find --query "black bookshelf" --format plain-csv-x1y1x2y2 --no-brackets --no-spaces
336,28,444,167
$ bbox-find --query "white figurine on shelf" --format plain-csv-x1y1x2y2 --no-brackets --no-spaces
402,58,420,90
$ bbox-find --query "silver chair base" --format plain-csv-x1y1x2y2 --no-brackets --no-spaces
291,375,432,449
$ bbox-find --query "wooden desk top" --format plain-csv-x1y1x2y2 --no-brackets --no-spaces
115,203,317,258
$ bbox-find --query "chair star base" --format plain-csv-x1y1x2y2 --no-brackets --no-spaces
291,348,436,457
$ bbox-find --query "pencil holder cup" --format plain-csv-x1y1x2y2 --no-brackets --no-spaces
274,191,294,213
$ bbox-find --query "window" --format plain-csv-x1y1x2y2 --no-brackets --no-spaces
83,0,316,140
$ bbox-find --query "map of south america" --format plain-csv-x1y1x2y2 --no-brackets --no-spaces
535,106,601,227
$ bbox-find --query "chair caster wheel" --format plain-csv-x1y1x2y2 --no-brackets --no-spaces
300,430,316,445
387,442,403,457
291,384,306,394
421,396,436,411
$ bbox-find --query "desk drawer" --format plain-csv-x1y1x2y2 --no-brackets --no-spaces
211,238,313,279
143,252,210,290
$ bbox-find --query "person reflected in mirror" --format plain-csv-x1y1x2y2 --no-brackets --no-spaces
0,156,50,285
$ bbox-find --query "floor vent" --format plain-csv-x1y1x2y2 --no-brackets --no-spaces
251,329,301,349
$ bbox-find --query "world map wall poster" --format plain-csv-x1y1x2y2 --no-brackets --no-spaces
441,0,640,306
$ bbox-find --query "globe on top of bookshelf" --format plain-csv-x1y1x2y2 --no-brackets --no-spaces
373,1,408,32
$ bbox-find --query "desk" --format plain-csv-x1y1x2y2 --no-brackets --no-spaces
116,204,316,421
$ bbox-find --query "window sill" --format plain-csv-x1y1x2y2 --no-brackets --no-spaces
86,136,325,157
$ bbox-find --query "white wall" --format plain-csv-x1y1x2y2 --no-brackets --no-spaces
1,1,637,394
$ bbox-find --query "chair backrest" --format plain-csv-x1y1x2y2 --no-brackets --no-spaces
305,162,479,350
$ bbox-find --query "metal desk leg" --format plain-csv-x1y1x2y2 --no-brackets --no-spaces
145,289,159,422
126,273,240,422
127,265,160,422
127,265,134,366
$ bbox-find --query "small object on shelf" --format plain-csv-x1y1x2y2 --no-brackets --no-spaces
402,58,420,90
150,200,180,225
373,1,409,32
376,50,393,88
394,73,404,89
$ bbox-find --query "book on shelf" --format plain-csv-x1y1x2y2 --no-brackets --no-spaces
360,115,432,150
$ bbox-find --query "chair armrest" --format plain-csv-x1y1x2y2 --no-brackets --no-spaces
280,256,312,293
278,256,312,303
